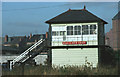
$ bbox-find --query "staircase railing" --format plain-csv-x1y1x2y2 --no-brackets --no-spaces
10,39,45,70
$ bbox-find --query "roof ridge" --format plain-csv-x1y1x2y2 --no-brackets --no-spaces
45,9,86,23
45,10,69,23
71,9,86,11
45,8,107,24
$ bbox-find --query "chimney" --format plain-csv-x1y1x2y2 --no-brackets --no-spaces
46,32,48,39
68,8,71,11
83,5,86,10
29,33,32,39
5,35,8,42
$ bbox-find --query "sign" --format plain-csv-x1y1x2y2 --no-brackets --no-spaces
62,41,87,45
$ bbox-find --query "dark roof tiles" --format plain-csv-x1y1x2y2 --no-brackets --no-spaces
2,46,18,51
10,36,26,44
27,34,45,42
46,9,107,24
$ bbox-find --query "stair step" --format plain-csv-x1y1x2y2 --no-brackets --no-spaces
9,39,49,70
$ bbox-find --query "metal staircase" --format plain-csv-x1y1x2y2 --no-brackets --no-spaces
9,39,45,70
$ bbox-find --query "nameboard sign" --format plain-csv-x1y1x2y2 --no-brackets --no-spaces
62,41,87,45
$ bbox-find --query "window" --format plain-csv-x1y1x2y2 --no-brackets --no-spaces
52,31,59,36
74,26,81,35
90,25,97,34
82,25,89,35
60,31,66,36
56,31,59,36
67,26,73,35
52,31,66,36
52,31,56,36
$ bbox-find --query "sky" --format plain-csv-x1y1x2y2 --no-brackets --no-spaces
1,0,120,2
2,2,118,36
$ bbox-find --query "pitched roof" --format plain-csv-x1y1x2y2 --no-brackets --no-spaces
10,36,26,44
27,34,45,42
112,11,120,20
45,9,107,24
4,36,27,44
2,46,18,51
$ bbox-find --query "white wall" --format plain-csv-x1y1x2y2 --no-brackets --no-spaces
52,48,98,67
34,55,47,65
0,55,47,65
0,55,18,64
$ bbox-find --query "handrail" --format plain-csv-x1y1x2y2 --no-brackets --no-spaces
10,39,45,70
12,39,43,64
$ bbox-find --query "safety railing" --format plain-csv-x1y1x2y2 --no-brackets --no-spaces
52,36,98,46
10,39,45,70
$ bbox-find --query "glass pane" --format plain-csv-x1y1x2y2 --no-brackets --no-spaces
90,25,96,29
52,31,56,36
56,31,59,36
90,29,96,34
90,30,93,34
82,25,88,35
67,31,70,35
78,26,81,30
67,26,73,30
78,31,81,35
70,26,73,30
78,26,81,35
67,26,73,35
67,26,70,30
63,31,66,35
75,31,77,35
85,25,88,29
71,31,73,35
93,25,96,29
90,25,96,34
74,26,77,31
85,30,89,35
60,31,63,36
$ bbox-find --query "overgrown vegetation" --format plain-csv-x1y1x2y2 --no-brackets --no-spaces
2,48,119,75
2,64,118,75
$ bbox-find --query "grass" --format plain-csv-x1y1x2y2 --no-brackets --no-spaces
2,64,118,75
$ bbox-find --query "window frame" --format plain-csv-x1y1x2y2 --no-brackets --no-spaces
74,25,81,35
67,26,73,35
90,25,97,35
82,25,89,35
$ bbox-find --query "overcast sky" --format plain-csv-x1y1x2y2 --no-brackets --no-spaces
2,2,119,36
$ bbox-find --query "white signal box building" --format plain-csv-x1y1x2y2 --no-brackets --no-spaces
46,7,107,67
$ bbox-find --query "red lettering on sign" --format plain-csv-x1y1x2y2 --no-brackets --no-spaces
62,41,87,45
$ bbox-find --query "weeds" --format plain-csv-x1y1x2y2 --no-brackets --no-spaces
2,65,118,75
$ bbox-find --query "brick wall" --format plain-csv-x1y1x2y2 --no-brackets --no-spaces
112,19,120,51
